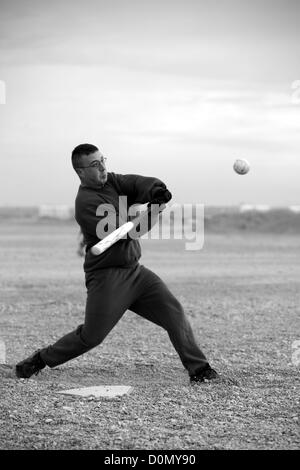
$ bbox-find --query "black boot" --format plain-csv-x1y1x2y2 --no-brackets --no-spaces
190,363,218,384
15,350,46,378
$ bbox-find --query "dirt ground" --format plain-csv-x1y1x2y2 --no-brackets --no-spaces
0,219,299,449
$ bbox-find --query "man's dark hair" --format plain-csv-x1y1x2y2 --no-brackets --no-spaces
71,143,99,170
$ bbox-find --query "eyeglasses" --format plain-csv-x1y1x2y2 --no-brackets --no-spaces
76,158,107,169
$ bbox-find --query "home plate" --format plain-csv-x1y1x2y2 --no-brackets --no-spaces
58,385,133,398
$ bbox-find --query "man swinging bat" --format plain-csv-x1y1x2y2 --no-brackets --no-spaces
15,143,218,384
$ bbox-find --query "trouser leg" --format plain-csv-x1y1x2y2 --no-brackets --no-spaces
40,267,138,368
130,266,208,375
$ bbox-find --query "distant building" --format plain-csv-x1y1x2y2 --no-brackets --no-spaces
38,205,73,219
289,206,300,213
239,204,271,213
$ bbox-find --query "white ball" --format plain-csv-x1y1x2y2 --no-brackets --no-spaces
233,159,250,175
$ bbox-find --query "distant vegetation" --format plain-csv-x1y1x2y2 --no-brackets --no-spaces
204,208,300,234
0,206,38,219
0,206,299,234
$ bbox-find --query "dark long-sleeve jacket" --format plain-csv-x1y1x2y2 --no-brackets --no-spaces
75,172,168,273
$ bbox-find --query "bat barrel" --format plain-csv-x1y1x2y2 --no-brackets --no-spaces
91,221,134,256
90,245,104,256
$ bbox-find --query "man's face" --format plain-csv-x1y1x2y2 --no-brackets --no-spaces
77,150,108,188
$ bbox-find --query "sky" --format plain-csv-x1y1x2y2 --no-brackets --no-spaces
0,0,300,206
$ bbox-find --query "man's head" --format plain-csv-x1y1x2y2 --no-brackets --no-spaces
71,143,108,188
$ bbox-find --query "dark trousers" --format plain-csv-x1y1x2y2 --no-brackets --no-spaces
40,264,208,375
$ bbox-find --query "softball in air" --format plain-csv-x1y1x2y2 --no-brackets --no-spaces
233,159,250,175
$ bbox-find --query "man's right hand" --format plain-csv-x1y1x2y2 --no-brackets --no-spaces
151,188,172,205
